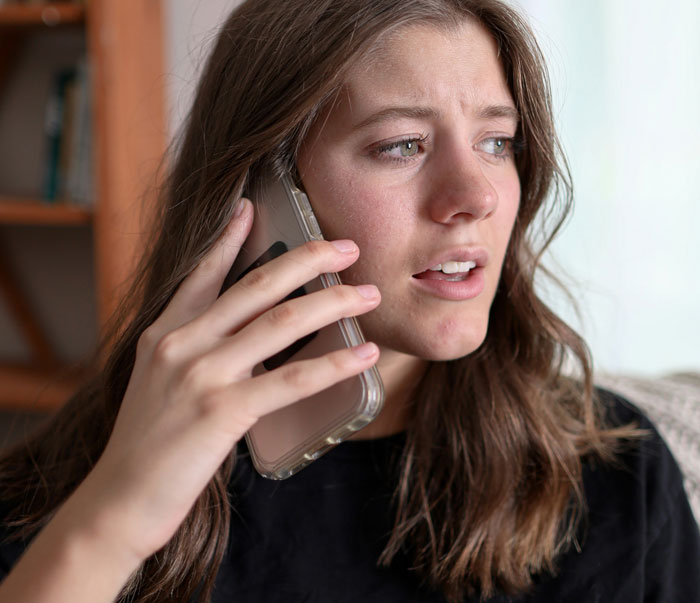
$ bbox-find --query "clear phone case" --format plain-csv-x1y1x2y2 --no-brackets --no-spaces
221,171,384,479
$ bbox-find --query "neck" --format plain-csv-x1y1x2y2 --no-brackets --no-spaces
350,348,427,440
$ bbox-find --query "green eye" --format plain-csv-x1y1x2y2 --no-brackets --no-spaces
481,137,511,156
399,140,419,157
374,134,428,162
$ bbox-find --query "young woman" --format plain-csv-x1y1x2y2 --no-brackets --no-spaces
1,1,698,601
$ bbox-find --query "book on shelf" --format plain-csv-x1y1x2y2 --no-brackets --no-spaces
41,57,93,207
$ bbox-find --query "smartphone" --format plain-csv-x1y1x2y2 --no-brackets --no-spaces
221,168,384,479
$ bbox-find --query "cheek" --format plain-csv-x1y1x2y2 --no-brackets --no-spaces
495,171,520,243
306,165,407,255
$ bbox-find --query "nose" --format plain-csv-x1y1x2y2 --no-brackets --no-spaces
426,147,499,224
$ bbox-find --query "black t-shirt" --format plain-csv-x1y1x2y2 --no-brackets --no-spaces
1,390,699,601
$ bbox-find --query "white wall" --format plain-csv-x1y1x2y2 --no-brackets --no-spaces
164,1,700,377
165,0,238,138
519,0,700,376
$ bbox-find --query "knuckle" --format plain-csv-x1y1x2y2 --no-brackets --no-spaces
327,350,351,373
335,285,359,305
137,325,159,354
303,239,328,264
194,388,225,418
238,265,272,292
266,301,297,327
280,362,313,393
197,253,219,276
151,330,184,366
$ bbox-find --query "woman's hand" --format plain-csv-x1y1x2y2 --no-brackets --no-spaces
87,197,381,558
0,198,380,603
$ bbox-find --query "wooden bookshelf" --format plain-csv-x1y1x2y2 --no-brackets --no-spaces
0,1,166,410
0,198,92,225
0,364,84,411
0,3,85,27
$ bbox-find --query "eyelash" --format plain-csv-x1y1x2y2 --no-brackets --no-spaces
372,134,525,165
373,134,430,164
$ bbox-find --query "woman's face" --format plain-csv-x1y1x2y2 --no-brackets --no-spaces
297,20,520,362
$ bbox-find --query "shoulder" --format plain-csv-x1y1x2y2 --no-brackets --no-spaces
536,386,700,601
595,374,700,518
590,385,694,527
586,386,695,535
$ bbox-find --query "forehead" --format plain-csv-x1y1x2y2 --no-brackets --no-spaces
338,19,513,116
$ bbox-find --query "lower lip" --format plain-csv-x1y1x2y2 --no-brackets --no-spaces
411,267,485,301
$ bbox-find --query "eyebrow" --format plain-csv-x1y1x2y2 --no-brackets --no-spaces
351,104,520,130
478,104,520,123
352,106,440,130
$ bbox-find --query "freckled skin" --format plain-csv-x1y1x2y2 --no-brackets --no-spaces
297,20,520,397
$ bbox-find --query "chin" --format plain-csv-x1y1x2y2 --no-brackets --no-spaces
415,335,488,362
372,316,490,362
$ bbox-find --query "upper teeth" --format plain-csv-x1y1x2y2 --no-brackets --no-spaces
429,261,477,274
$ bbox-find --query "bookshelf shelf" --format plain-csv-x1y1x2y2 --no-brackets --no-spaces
0,363,84,411
0,3,85,27
0,198,92,225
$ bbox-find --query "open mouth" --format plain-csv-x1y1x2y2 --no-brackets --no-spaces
412,260,477,282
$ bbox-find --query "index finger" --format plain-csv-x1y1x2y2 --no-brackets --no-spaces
156,198,253,333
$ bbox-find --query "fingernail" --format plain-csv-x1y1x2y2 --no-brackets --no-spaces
355,284,379,299
331,239,358,254
352,342,378,359
233,197,248,219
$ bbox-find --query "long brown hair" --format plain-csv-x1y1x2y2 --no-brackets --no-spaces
0,1,638,601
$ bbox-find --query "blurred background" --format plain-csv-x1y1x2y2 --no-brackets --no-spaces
520,0,700,377
1,0,698,446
